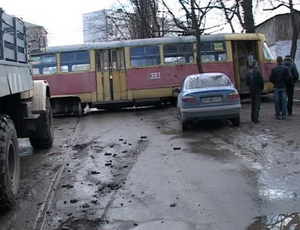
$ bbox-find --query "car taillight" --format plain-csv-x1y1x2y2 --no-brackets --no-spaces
227,91,240,100
182,95,196,102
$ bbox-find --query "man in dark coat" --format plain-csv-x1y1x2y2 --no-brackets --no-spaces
284,55,299,116
269,56,293,119
246,60,264,123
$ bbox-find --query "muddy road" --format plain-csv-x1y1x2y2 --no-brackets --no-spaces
1,87,300,230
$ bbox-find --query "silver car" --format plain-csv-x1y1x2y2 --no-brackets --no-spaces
177,73,241,130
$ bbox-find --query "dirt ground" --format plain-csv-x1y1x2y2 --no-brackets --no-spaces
0,83,299,230
240,82,300,143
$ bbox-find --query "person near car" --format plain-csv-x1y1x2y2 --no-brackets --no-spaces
269,56,293,120
283,55,299,116
246,60,264,123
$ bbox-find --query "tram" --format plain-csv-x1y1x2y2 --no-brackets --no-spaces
30,33,275,115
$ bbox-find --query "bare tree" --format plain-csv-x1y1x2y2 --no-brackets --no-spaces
116,0,168,39
213,0,239,33
240,0,255,32
162,0,215,73
211,0,255,33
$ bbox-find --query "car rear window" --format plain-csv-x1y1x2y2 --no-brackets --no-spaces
186,75,232,89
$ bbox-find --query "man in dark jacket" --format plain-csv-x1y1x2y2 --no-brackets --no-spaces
284,55,299,116
269,56,293,119
246,60,264,123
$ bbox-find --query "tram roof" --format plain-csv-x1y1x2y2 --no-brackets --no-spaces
38,33,265,54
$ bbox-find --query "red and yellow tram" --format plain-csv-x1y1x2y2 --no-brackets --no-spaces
30,33,275,115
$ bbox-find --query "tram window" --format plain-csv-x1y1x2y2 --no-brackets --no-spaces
200,41,227,62
95,52,101,71
201,54,215,62
218,53,227,61
43,66,57,74
61,66,68,73
72,64,90,71
201,41,225,51
77,51,90,61
32,68,40,75
31,56,42,65
201,52,227,62
164,43,194,64
31,54,56,65
120,50,125,70
31,54,57,75
130,46,160,67
42,54,57,63
103,51,109,71
263,42,275,60
112,51,118,70
201,42,211,51
60,51,90,72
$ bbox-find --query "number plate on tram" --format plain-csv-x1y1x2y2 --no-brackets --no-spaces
201,96,222,103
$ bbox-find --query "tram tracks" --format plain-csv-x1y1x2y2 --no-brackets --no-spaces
32,117,82,230
30,112,150,230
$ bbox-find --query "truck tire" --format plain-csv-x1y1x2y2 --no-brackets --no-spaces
0,114,20,211
29,98,54,149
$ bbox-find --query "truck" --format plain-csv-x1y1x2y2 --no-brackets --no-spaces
0,8,54,211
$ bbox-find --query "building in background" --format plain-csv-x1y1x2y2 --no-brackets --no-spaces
83,9,130,43
256,13,300,71
83,8,177,43
25,22,48,52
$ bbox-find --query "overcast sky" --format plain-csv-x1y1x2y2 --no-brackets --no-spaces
1,0,298,46
1,0,117,46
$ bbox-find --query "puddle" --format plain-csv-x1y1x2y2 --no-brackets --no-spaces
247,213,300,229
187,140,235,163
258,172,297,200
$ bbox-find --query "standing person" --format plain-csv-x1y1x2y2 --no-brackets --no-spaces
246,60,264,123
284,55,299,116
269,56,293,120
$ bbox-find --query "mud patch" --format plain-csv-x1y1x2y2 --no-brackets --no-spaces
57,218,102,230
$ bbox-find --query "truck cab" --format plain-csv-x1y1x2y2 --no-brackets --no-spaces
0,8,54,211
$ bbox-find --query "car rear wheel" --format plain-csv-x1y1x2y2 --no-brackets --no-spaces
179,110,189,131
231,116,240,127
181,120,189,130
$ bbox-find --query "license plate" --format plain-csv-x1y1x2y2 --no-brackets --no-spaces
201,96,222,103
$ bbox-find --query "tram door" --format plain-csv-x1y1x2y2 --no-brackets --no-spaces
95,49,127,102
232,41,258,94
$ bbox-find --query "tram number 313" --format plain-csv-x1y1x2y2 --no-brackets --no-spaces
150,72,161,80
